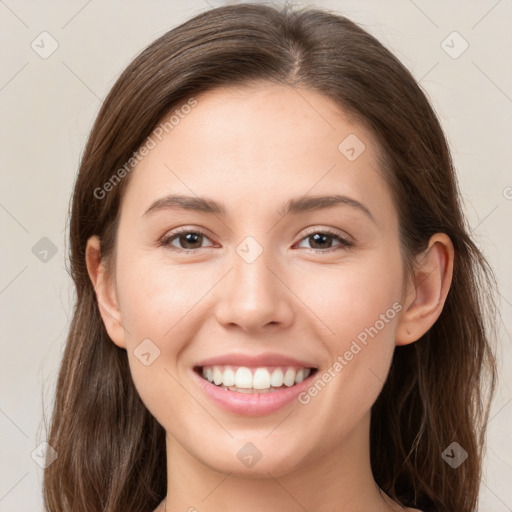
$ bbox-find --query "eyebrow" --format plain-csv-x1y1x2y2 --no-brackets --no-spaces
143,193,375,222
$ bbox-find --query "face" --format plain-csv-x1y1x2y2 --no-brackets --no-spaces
99,84,408,477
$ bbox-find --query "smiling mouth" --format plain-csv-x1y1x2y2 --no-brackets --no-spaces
194,365,318,393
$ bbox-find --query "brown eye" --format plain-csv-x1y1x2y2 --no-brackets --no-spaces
160,229,214,252
297,230,353,252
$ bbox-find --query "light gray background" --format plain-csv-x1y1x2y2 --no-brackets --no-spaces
0,1,511,511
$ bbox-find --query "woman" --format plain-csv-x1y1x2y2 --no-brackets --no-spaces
43,3,497,511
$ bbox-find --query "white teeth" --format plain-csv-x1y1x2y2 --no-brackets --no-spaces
222,367,235,387
301,368,311,381
213,367,223,386
235,367,253,389
200,365,313,391
283,368,296,387
270,368,284,387
253,368,271,390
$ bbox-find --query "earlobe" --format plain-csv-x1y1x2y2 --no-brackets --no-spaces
85,235,127,349
396,233,454,346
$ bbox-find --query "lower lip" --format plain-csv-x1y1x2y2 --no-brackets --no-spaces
191,368,317,416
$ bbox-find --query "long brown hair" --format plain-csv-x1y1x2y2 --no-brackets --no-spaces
43,4,498,511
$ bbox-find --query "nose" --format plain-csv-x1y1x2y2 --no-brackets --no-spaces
214,248,295,332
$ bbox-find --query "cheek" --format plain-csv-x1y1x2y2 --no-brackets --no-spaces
115,260,208,426
297,251,402,405
299,252,403,348
116,254,213,343
114,256,210,399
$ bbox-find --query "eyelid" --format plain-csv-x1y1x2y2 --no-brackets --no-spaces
297,225,353,243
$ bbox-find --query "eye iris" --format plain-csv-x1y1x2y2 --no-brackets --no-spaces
179,232,202,249
309,233,332,249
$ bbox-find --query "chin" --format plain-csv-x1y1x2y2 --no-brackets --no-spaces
197,442,308,478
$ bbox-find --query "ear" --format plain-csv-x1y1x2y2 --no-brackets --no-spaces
85,235,127,349
396,233,454,346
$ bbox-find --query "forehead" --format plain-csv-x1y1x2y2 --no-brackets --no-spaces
121,84,396,226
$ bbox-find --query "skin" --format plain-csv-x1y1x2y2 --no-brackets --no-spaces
86,84,453,512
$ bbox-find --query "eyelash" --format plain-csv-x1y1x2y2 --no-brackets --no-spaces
158,226,353,254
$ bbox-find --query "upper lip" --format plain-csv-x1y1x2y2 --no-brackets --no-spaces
194,353,318,369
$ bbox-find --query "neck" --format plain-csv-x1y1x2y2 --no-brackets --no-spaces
162,412,398,512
